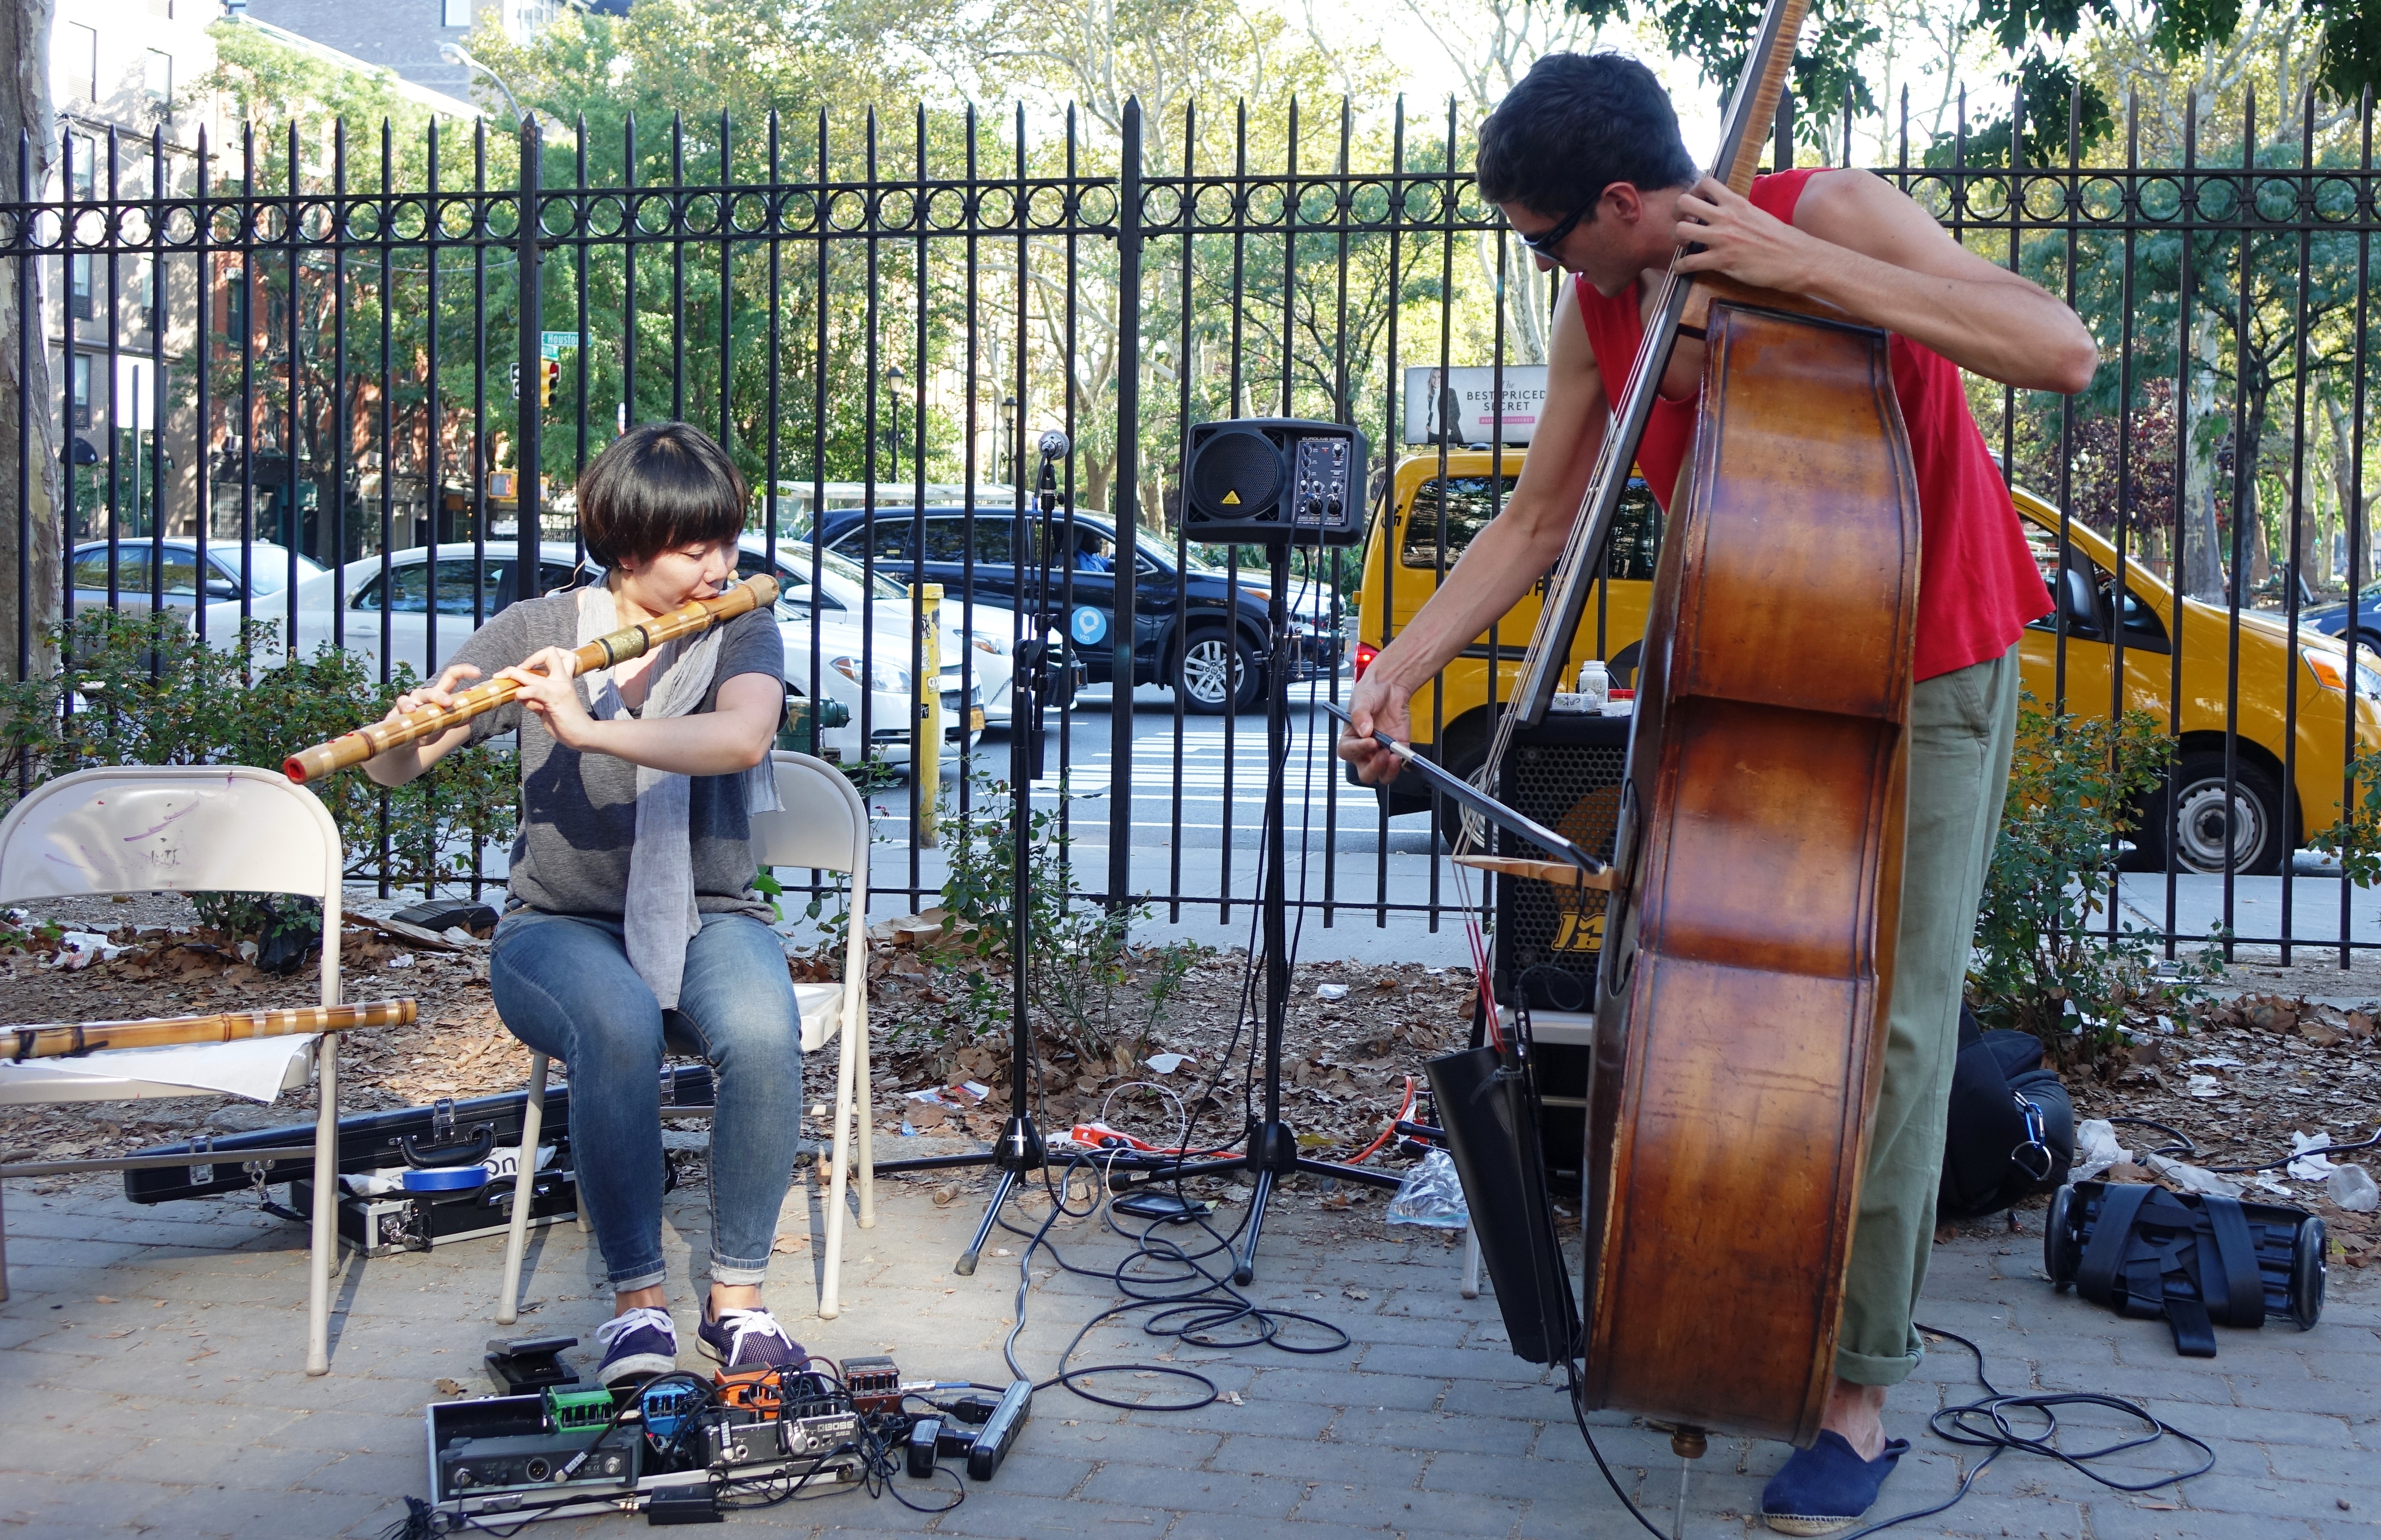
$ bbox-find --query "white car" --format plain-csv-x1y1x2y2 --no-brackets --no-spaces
71,538,324,619
739,535,1017,729
204,541,975,770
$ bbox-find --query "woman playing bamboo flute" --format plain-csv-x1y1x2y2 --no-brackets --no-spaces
364,422,807,1387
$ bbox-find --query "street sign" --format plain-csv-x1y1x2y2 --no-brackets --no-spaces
540,330,581,359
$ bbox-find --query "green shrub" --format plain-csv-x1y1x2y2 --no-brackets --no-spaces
924,771,1197,1072
0,609,517,941
1968,697,2223,1062
2309,749,2381,886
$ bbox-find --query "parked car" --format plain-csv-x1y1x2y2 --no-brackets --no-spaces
2304,588,2381,655
71,538,325,619
205,542,973,769
737,535,1016,729
813,504,1342,713
1351,447,2381,874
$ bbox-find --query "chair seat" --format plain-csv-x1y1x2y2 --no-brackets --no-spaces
794,982,845,1054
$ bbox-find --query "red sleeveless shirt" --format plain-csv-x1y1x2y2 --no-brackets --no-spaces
1573,168,2050,682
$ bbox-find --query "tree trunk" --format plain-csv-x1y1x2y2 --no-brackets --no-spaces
2240,390,2273,595
0,0,60,683
2181,322,2230,601
2325,391,2366,594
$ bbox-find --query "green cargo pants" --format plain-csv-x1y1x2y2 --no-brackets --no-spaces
1834,642,2021,1386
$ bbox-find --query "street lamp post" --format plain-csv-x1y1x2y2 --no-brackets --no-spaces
1000,394,1018,489
883,364,906,482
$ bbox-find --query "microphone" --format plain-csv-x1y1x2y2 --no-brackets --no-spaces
1038,429,1070,462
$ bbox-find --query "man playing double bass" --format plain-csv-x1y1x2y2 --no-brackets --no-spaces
1338,53,2095,1534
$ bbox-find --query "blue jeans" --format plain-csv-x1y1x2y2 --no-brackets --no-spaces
491,908,805,1293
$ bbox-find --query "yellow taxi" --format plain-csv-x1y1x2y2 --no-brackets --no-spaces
1353,448,2381,873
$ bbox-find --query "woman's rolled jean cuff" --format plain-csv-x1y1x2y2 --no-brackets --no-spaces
610,1265,668,1294
709,1257,771,1288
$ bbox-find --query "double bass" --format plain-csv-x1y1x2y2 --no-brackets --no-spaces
1481,0,1922,1445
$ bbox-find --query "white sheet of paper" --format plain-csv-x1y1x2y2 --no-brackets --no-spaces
0,1034,316,1105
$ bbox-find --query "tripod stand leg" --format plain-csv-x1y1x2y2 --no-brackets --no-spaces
1234,1167,1278,1287
956,1166,1021,1277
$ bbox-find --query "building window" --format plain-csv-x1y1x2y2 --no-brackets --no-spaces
443,0,472,26
145,50,172,103
134,259,156,333
69,254,95,322
220,271,246,338
63,22,98,101
71,355,93,430
67,133,96,201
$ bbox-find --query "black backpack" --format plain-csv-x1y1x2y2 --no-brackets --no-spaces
1938,1002,2075,1223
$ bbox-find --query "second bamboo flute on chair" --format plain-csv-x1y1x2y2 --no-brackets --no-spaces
282,575,780,784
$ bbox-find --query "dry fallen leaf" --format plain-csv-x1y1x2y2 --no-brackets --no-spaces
771,1232,809,1253
435,1378,468,1397
1342,1287,1370,1300
94,1295,117,1304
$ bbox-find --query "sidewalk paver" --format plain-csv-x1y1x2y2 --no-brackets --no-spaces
0,1168,2371,1539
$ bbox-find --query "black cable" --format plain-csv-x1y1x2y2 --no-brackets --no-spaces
2105,1114,2379,1174
981,1147,1352,1414
1561,1322,2214,1539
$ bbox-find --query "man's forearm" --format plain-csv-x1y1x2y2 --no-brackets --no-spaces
1796,245,2093,393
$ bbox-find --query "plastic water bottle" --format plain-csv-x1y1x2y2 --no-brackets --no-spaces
1575,659,1610,710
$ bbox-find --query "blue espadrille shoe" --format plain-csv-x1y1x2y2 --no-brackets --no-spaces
1761,1431,1910,1535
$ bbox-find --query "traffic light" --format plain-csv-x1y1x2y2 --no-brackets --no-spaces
539,356,560,409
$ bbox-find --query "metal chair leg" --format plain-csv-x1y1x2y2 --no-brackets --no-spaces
853,1001,874,1232
1461,1225,1482,1299
819,1017,859,1319
306,1037,339,1375
498,1054,548,1325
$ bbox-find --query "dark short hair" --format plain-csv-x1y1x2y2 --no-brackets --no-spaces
1476,53,1699,220
577,422,748,568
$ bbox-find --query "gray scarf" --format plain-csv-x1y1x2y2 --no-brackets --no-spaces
575,584,782,1008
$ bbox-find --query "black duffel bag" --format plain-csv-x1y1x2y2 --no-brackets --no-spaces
1937,1002,2075,1223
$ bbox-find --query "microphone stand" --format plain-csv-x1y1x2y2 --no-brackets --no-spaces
1111,533,1402,1285
872,433,1165,1270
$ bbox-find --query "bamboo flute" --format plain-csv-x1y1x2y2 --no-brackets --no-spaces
282,575,780,783
7,999,417,1062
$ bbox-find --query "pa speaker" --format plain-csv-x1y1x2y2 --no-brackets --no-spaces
1183,418,1367,547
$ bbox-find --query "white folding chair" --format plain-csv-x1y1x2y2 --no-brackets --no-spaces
0,765,349,1374
497,751,874,1322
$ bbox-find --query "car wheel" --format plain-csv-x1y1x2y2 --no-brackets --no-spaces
2130,751,2289,876
1176,630,1260,714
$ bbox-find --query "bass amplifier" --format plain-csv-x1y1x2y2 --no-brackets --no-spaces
1492,711,1630,1013
1488,711,1630,1194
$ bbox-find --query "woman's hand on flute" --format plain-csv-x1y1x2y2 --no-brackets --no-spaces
391,662,483,718
361,663,483,788
499,646,600,750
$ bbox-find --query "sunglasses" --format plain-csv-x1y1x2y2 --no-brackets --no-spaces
1516,201,1594,258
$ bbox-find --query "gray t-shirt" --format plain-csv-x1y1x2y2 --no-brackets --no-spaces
451,590,785,923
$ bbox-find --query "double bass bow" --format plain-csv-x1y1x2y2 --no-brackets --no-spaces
1479,0,1923,1445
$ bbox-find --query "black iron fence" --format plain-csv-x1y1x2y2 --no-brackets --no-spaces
8,86,2380,959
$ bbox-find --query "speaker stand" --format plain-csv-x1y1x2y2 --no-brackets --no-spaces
1112,539,1401,1285
872,438,1166,1258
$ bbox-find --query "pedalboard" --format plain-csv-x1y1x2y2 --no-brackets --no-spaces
422,1351,1031,1528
